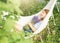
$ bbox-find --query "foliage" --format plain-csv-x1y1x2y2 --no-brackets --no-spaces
20,1,47,16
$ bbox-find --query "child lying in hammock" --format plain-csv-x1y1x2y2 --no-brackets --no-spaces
15,9,49,32
28,9,49,32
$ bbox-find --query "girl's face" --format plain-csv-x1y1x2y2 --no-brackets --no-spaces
40,11,46,18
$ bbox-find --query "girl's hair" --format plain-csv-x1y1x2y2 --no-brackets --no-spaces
44,9,49,14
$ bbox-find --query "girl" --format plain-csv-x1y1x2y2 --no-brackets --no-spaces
15,9,49,32
28,9,49,32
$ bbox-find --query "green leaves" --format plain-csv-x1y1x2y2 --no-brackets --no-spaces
20,2,47,16
0,37,9,43
4,18,14,32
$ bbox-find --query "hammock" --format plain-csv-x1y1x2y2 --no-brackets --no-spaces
16,0,57,39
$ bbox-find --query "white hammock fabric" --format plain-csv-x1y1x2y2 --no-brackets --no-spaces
16,0,57,39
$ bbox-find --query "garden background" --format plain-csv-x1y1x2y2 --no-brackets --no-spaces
0,0,60,43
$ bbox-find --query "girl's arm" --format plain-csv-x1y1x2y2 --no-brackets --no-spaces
28,22,36,32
